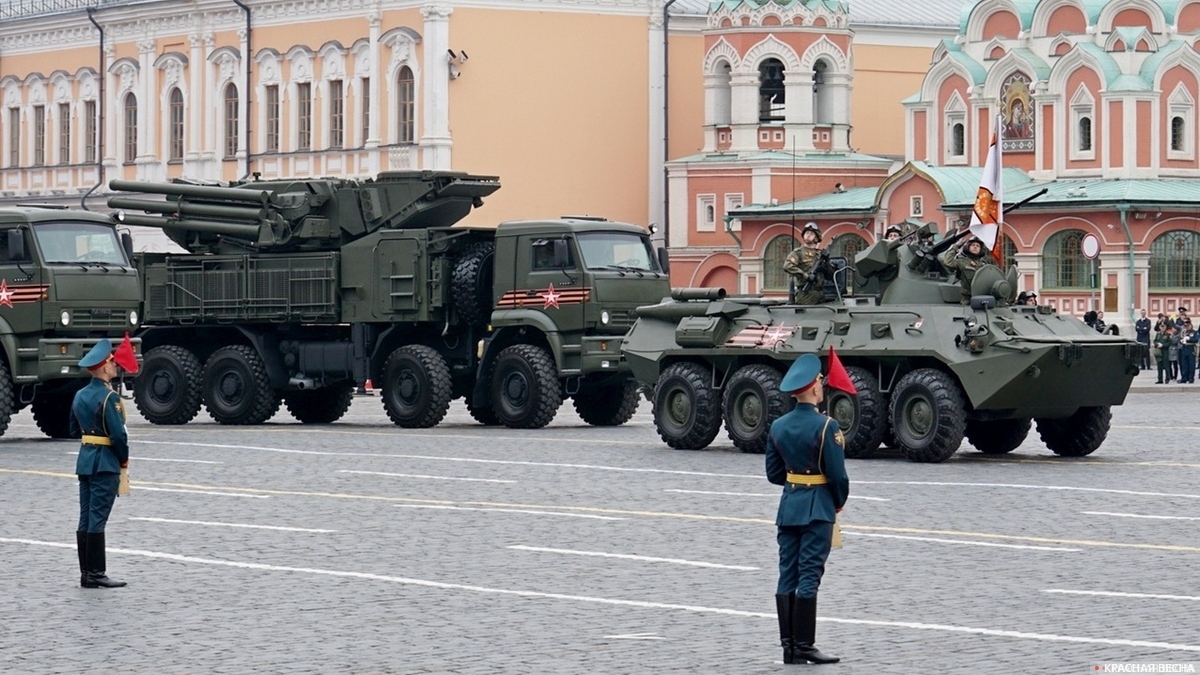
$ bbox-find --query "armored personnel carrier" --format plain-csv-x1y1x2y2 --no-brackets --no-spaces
109,172,669,430
622,224,1144,462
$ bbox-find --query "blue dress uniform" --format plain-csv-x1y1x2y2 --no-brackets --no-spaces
765,354,849,665
70,339,129,589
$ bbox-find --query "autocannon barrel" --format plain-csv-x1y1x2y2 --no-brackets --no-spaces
115,212,264,238
109,179,276,206
108,196,267,222
671,287,727,301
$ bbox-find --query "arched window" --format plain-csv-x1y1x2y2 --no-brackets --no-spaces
997,232,1017,271
762,234,798,292
223,83,239,158
1078,116,1092,152
397,66,415,144
830,233,868,262
951,122,965,156
123,93,137,163
813,59,830,124
758,58,785,123
1149,230,1200,289
1041,229,1092,289
168,88,184,161
1171,115,1186,152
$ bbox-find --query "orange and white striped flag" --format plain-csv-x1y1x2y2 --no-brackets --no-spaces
969,114,1004,262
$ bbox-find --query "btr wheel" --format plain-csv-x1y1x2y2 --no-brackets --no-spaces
722,364,786,454
826,366,886,459
490,344,562,429
573,379,640,427
890,368,966,463
451,242,496,326
202,346,279,425
284,383,355,424
134,345,202,425
382,345,453,428
0,359,12,438
32,391,77,439
1036,406,1111,457
965,418,1031,454
652,361,722,450
467,401,501,426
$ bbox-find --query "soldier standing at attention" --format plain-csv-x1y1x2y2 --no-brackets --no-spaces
1135,309,1152,371
72,337,137,589
783,223,827,305
766,354,849,665
941,236,989,303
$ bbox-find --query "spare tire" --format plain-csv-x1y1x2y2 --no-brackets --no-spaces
452,241,495,326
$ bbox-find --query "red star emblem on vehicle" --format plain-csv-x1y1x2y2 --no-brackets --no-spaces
762,324,792,348
0,279,12,309
542,283,561,309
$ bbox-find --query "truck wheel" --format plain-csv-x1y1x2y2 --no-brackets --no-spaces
382,345,453,428
32,391,76,439
573,379,639,427
202,345,280,425
0,360,12,437
1036,406,1111,457
467,402,501,426
653,362,722,450
451,241,495,326
826,366,886,459
491,344,562,429
284,383,355,424
722,364,786,454
965,418,1031,454
890,368,966,463
134,345,202,425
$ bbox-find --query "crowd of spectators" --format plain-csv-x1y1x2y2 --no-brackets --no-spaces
1136,307,1198,384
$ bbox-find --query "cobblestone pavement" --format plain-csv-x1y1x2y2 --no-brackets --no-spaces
1,386,1198,674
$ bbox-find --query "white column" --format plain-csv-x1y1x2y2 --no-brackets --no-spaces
367,15,382,165
420,4,454,170
728,74,760,152
136,37,157,179
783,70,815,152
237,28,249,176
186,34,203,168
102,46,118,173
202,35,217,175
667,164,689,248
828,73,851,151
648,9,666,231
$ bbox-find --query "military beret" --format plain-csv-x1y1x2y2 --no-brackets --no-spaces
781,353,822,393
79,338,114,370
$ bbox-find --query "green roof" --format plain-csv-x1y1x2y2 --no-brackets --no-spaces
939,39,988,86
1141,39,1186,83
959,0,1160,34
668,150,893,166
944,178,1200,209
1073,42,1124,88
891,161,1034,207
731,186,877,217
709,0,848,12
1010,47,1051,81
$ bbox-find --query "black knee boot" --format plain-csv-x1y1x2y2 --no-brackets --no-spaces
775,594,794,664
76,531,89,588
84,532,126,589
792,595,839,664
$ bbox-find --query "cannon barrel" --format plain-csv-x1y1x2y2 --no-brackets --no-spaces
108,196,267,222
116,212,264,238
109,179,276,206
671,287,727,301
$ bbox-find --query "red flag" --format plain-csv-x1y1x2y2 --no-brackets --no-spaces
113,332,139,374
825,346,857,395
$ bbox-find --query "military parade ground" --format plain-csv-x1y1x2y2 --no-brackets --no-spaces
1,370,1198,674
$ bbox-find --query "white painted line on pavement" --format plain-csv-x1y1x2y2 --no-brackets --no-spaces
128,517,335,533
857,480,1200,500
842,531,1081,552
134,486,270,498
137,440,754,479
4,537,1198,653
605,633,666,641
66,452,222,464
338,469,515,484
1044,589,1200,602
507,545,759,570
394,505,624,520
1082,511,1200,521
664,489,889,501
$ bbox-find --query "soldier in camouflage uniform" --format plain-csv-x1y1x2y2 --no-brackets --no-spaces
783,223,827,305
941,236,989,304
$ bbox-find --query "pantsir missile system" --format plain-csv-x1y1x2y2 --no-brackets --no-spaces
110,171,670,430
621,224,1144,462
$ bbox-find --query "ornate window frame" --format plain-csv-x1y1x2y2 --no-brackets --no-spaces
1167,84,1195,161
1069,84,1095,161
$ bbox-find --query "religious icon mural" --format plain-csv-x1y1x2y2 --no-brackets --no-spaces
1000,72,1034,152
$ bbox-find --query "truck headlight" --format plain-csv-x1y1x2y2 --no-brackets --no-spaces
601,310,610,325
129,310,139,326
60,311,70,326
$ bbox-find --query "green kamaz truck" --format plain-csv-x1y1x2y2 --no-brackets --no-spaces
108,171,669,430
0,206,142,438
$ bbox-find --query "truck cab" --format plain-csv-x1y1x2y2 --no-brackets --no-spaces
0,207,141,438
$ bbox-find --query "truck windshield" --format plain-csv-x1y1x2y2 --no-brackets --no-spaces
577,232,658,272
33,221,128,266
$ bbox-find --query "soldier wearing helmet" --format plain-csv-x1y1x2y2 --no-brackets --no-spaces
783,222,827,305
941,236,989,304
